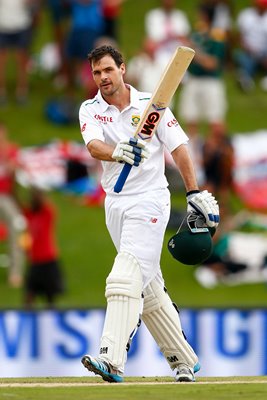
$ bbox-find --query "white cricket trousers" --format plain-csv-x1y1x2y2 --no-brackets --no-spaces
105,188,171,289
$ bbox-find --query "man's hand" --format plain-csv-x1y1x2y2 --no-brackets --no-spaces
112,137,150,166
186,190,220,228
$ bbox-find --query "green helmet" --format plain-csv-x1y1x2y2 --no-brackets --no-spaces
167,212,213,265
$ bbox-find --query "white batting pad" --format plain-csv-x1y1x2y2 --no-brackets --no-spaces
99,252,143,372
142,280,198,369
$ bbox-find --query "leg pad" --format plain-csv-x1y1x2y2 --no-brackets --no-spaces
142,280,198,369
100,252,143,372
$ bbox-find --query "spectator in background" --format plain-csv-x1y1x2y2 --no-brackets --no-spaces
65,0,104,97
178,3,228,185
126,37,167,93
235,0,267,92
47,0,71,89
23,187,65,309
201,0,233,38
0,123,26,288
195,229,248,289
0,0,41,105
102,0,124,40
144,0,191,64
202,121,234,208
200,0,234,65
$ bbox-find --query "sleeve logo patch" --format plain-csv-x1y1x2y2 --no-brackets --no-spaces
167,118,178,127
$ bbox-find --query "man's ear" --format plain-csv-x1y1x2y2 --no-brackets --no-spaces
120,63,126,76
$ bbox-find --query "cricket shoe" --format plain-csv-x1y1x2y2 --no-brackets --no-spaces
175,364,195,382
81,355,123,383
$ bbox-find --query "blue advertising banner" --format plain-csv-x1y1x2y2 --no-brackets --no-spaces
0,309,266,377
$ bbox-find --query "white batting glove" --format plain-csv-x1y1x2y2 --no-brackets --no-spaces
186,190,220,228
112,137,150,166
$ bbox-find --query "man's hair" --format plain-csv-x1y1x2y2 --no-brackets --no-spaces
87,45,124,68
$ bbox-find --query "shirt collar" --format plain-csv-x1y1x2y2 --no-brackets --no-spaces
129,85,140,111
96,90,110,112
96,84,140,113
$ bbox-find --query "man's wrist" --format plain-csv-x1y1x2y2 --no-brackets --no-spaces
186,189,200,197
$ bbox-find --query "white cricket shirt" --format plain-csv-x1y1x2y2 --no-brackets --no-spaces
79,85,188,195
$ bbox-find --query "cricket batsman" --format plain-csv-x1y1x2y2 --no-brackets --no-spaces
79,45,219,383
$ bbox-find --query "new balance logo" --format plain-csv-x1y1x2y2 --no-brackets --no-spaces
100,347,108,354
167,355,179,363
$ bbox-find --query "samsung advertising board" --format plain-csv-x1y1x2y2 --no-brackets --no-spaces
0,309,266,378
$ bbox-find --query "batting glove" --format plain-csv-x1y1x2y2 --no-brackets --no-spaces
186,190,220,228
112,137,150,166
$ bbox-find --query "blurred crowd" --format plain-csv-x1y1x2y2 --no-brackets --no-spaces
0,0,266,102
1,0,267,298
0,122,65,307
0,0,124,105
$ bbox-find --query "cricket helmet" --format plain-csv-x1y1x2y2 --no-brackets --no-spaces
167,212,214,265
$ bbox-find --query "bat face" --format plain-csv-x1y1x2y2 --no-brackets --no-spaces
135,46,195,142
137,104,163,141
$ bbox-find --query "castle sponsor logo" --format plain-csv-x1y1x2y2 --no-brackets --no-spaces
94,114,113,123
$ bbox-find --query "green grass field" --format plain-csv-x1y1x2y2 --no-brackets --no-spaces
0,0,267,309
0,377,267,400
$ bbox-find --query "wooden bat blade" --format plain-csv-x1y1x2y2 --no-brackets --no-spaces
135,46,195,141
114,46,195,193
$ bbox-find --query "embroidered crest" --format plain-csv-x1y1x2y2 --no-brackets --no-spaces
131,115,140,127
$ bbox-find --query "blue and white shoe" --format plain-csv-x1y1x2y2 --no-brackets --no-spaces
175,364,195,382
81,355,123,383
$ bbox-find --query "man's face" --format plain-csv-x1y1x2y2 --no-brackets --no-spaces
91,55,125,98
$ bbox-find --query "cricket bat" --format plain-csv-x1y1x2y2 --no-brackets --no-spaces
114,46,195,193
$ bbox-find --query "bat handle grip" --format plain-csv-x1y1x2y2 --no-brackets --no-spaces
114,163,132,193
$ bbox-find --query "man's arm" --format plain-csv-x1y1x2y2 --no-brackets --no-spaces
171,144,199,192
171,143,219,228
87,139,114,161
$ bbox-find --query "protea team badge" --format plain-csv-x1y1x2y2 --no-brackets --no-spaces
131,115,140,127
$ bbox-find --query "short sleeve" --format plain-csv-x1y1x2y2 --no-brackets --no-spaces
79,102,105,145
156,107,189,153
